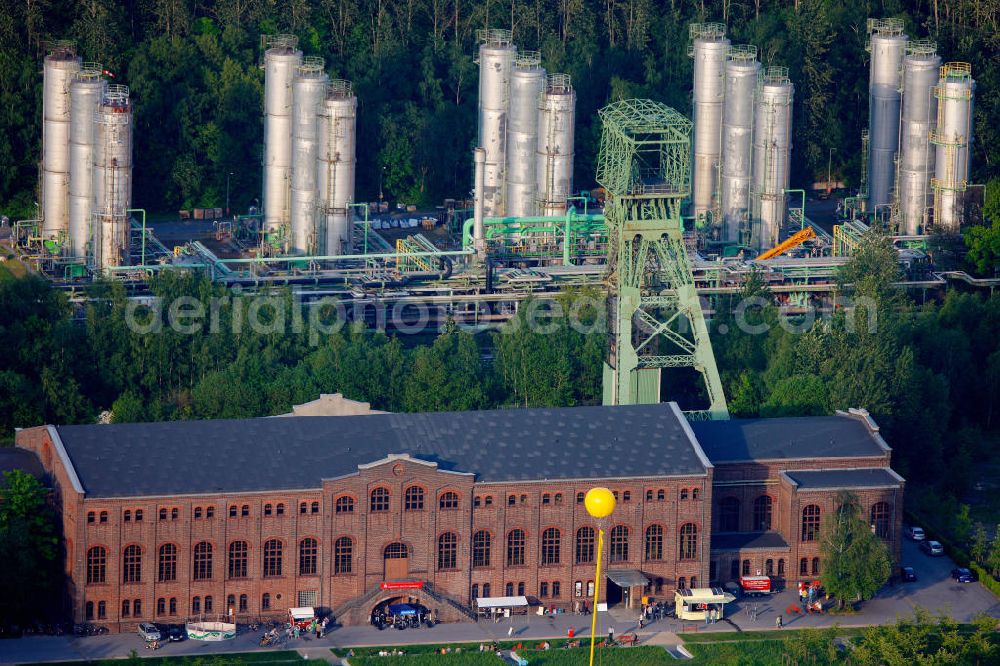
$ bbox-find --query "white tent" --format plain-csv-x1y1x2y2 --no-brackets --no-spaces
288,607,315,621
474,596,529,609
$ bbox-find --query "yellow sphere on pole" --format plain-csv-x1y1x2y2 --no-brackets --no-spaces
584,487,616,519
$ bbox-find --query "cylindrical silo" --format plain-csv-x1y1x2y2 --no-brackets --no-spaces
505,52,546,218
41,42,82,240
536,74,575,217
317,80,357,256
473,148,486,256
68,64,106,260
750,67,794,251
931,63,975,232
289,57,328,254
866,18,907,210
720,45,759,245
91,85,132,271
689,23,730,226
896,41,940,235
263,35,303,241
476,29,516,218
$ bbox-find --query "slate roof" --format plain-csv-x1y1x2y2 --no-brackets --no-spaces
782,468,903,490
0,447,46,481
691,413,885,463
710,531,790,552
52,404,708,498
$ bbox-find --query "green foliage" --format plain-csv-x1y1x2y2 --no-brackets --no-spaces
964,218,1000,276
820,491,892,608
0,470,61,623
849,609,999,666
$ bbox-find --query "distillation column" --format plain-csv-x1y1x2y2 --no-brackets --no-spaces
689,23,730,227
317,80,357,256
719,45,759,245
41,42,82,242
895,41,940,235
536,75,576,217
68,63,106,261
289,57,328,254
505,52,546,217
750,67,794,252
476,29,516,218
91,85,132,271
867,18,907,211
262,35,303,244
931,63,975,232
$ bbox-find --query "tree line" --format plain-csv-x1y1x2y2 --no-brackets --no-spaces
1,1,998,220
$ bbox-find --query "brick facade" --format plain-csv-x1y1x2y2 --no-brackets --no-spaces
16,410,904,631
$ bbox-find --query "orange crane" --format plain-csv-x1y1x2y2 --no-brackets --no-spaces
755,227,816,260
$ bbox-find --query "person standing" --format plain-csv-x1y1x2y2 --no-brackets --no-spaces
775,615,783,629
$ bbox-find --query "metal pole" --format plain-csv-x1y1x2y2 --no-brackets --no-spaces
226,172,233,216
127,208,146,266
588,528,604,666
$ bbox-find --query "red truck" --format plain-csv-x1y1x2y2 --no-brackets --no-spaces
739,575,772,596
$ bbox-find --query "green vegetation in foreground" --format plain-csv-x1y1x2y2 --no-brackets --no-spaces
350,647,668,666
684,640,791,665
677,627,867,643
27,652,323,666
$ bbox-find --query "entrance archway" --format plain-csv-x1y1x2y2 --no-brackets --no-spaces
383,543,409,580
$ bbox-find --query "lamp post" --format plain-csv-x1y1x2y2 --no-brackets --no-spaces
379,166,386,207
584,488,616,666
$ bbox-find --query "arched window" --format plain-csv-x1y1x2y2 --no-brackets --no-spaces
276,503,284,515
657,489,665,501
226,594,235,612
766,558,774,576
299,538,318,576
474,496,482,508
719,497,740,532
169,598,177,615
204,596,213,612
159,508,167,521
86,601,94,620
439,491,460,509
311,501,319,514
692,488,700,500
239,595,247,612
753,496,773,531
124,510,131,522
171,508,178,520
680,489,689,500
384,543,407,559
264,503,273,516
228,541,248,579
193,542,212,580
87,546,107,584
158,544,177,582
484,496,493,506
404,486,424,511
472,583,479,600
335,495,354,514
263,539,282,577
157,598,165,616
554,493,563,505
97,601,106,619
300,502,307,514
646,489,653,501
193,507,201,519
644,525,664,561
121,600,130,617
542,493,551,505
870,502,891,539
508,494,516,506
623,491,631,503
507,529,526,566
192,597,201,614
801,505,821,542
229,505,237,518
518,582,525,595
679,523,698,560
778,559,785,576
87,511,95,523
575,580,583,597
576,492,585,504
334,537,352,574
135,509,144,521
678,577,686,590
261,593,270,610
541,528,561,565
438,532,458,570
690,576,698,589
743,559,751,575
482,583,491,597
472,531,491,568
98,510,107,523
122,545,142,583
505,582,514,596
610,525,629,562
370,487,390,512
812,557,820,575
240,505,249,517
576,527,595,563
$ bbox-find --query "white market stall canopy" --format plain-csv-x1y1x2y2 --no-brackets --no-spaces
475,596,529,609
289,607,315,620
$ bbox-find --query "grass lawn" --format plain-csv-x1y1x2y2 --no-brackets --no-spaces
348,647,671,665
678,626,867,643
683,640,792,664
25,651,325,666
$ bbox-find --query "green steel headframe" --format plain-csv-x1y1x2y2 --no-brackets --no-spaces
597,99,729,420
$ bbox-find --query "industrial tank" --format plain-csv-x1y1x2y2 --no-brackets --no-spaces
931,63,975,232
41,42,82,240
68,63,106,260
91,85,132,271
476,29,516,218
719,46,760,244
867,18,907,210
896,41,940,235
263,35,303,240
505,52,546,217
535,75,575,217
317,80,357,256
289,57,328,254
750,67,794,252
689,23,730,225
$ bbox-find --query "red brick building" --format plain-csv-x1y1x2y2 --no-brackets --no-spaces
15,403,903,629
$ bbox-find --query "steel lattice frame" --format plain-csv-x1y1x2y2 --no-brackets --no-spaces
597,99,729,419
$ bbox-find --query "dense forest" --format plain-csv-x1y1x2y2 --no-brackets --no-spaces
1,0,999,219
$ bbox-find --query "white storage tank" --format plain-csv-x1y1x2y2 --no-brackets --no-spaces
896,41,940,235
689,23,730,226
931,62,975,232
68,63,106,260
263,35,303,241
91,85,132,271
750,67,794,252
476,29,516,218
289,57,328,254
505,52,546,218
41,42,82,241
536,75,575,217
866,18,907,211
317,80,357,256
719,45,759,245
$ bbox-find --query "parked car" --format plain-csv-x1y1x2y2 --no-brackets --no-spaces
951,567,978,583
921,540,944,556
167,624,185,641
900,566,917,582
907,526,926,541
137,623,161,641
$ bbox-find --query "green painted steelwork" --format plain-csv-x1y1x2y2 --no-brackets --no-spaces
461,208,607,266
595,98,729,419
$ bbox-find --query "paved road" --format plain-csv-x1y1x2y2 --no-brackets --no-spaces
2,538,996,664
